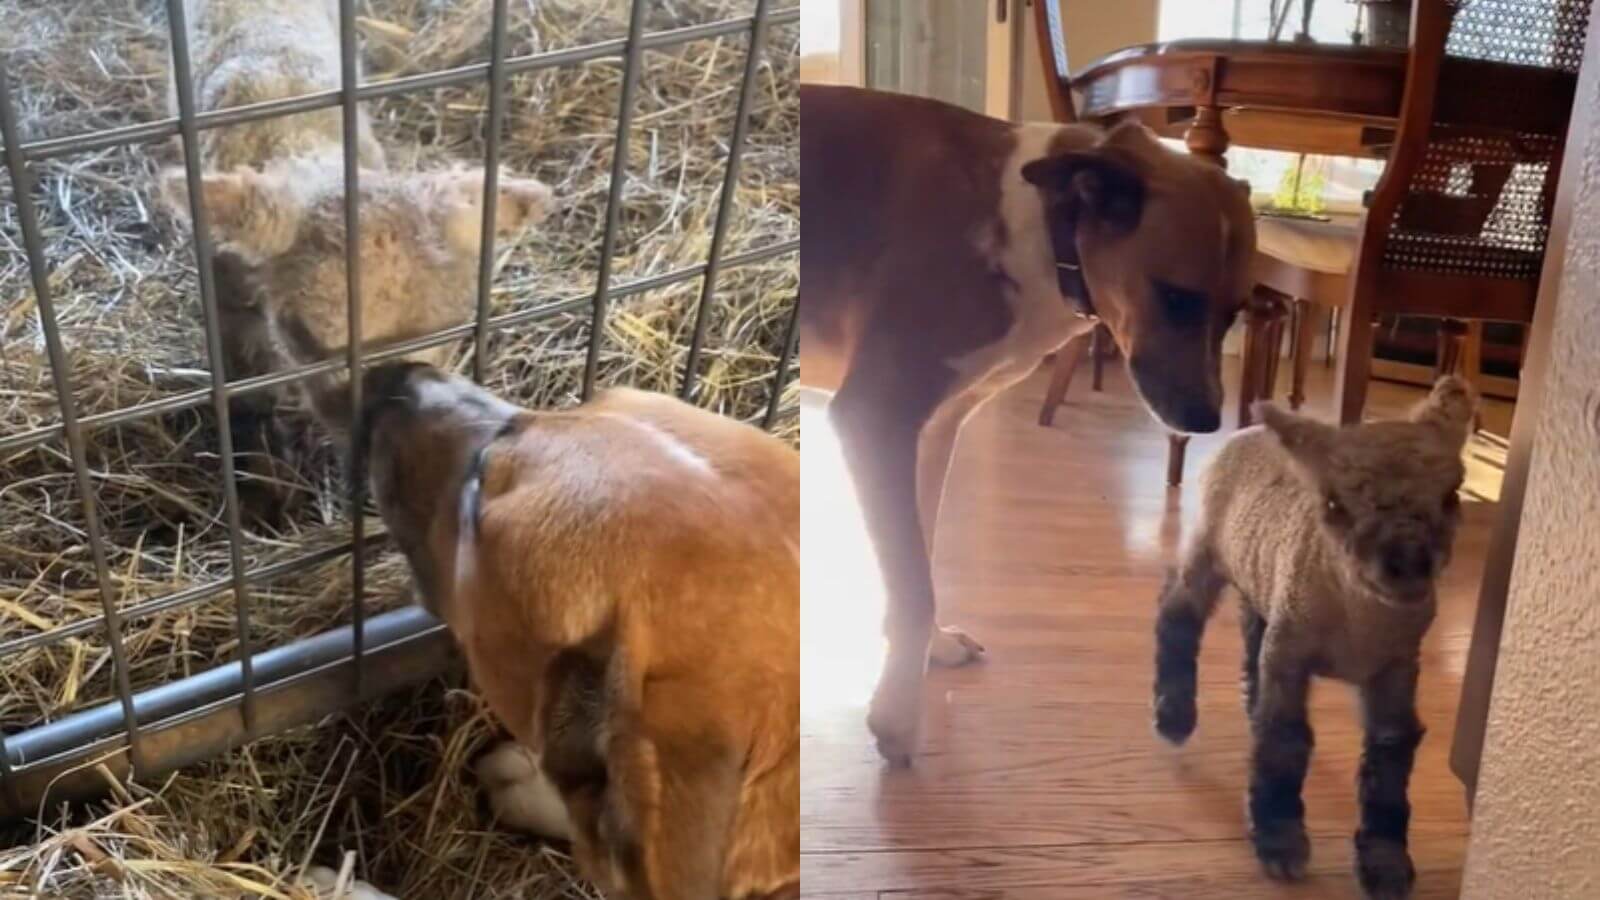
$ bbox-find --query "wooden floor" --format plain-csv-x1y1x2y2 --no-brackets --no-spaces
800,358,1511,898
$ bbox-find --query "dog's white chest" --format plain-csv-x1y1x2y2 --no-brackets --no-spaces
951,124,1093,389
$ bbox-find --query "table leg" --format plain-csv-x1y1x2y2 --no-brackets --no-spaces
1289,301,1316,411
1185,105,1230,167
1167,434,1190,488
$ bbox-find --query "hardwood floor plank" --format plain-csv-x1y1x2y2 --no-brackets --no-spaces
800,362,1488,896
803,835,1466,897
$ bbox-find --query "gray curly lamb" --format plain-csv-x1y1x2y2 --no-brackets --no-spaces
1152,375,1476,899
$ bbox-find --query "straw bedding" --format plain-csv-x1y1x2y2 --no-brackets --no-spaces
0,0,797,895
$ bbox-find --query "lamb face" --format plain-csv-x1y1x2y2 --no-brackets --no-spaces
163,162,553,388
1255,376,1476,606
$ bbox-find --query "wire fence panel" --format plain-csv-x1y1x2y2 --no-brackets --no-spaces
0,0,797,820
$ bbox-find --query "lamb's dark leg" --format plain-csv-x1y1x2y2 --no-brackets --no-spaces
213,254,302,523
1249,626,1314,882
1153,541,1226,744
1355,660,1423,899
1239,604,1265,717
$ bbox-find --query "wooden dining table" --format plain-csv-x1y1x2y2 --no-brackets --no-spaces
1070,38,1577,165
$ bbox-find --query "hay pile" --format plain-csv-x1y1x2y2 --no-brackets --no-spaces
0,0,796,895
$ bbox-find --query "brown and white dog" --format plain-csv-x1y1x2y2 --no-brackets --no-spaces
800,85,1257,765
354,363,799,900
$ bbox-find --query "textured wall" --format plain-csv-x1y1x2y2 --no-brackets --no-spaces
1462,7,1600,895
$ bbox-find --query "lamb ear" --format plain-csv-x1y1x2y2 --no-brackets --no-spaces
1255,401,1337,472
159,168,301,261
438,168,556,255
1409,375,1477,447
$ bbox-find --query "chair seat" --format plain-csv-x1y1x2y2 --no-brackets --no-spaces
1255,214,1361,275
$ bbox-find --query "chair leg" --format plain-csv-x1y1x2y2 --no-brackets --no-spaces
1261,310,1287,406
1090,323,1107,392
1462,320,1485,433
1325,308,1339,369
1289,300,1316,411
1435,318,1469,380
1166,434,1189,488
1238,303,1264,428
1238,289,1287,429
1334,309,1375,426
1038,331,1092,427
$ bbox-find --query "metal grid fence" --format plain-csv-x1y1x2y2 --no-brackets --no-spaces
0,0,798,818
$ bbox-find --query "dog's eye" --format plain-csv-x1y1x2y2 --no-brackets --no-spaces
1152,280,1210,330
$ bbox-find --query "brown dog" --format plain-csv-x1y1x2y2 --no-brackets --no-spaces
354,363,798,900
800,85,1257,765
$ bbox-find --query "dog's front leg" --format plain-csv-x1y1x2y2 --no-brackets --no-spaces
917,392,989,668
832,382,939,766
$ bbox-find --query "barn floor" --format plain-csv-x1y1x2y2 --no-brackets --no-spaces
800,357,1510,898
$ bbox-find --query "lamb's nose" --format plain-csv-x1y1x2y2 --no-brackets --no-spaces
1382,543,1433,582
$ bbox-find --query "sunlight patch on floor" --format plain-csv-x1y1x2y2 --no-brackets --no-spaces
800,395,887,715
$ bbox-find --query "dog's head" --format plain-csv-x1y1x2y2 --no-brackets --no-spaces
353,362,523,614
1022,122,1255,433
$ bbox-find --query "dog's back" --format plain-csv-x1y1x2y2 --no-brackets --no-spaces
462,387,798,898
800,86,1042,392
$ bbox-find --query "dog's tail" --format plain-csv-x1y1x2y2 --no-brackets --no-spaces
1153,541,1226,745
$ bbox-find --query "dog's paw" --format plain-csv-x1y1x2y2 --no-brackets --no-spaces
867,656,926,768
1251,822,1311,882
301,866,399,900
928,625,985,667
1356,837,1415,899
476,741,573,841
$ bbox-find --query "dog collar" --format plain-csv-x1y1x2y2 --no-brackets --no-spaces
1054,256,1099,322
1049,215,1099,322
1056,262,1097,321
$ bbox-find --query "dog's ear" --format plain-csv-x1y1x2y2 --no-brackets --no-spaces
1020,146,1146,234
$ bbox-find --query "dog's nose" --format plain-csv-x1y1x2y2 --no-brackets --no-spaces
1175,403,1221,434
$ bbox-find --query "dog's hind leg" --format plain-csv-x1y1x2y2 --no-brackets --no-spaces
1152,537,1227,744
832,370,945,766
917,389,991,667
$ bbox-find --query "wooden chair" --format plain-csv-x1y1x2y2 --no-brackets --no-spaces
1330,0,1579,424
1032,0,1285,486
1252,214,1360,412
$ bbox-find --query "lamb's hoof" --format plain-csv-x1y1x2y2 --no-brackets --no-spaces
1152,688,1197,744
301,866,399,900
1356,837,1415,899
928,625,985,667
476,741,573,841
1251,823,1311,882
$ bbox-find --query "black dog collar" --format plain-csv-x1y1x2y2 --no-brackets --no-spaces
1050,218,1098,322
